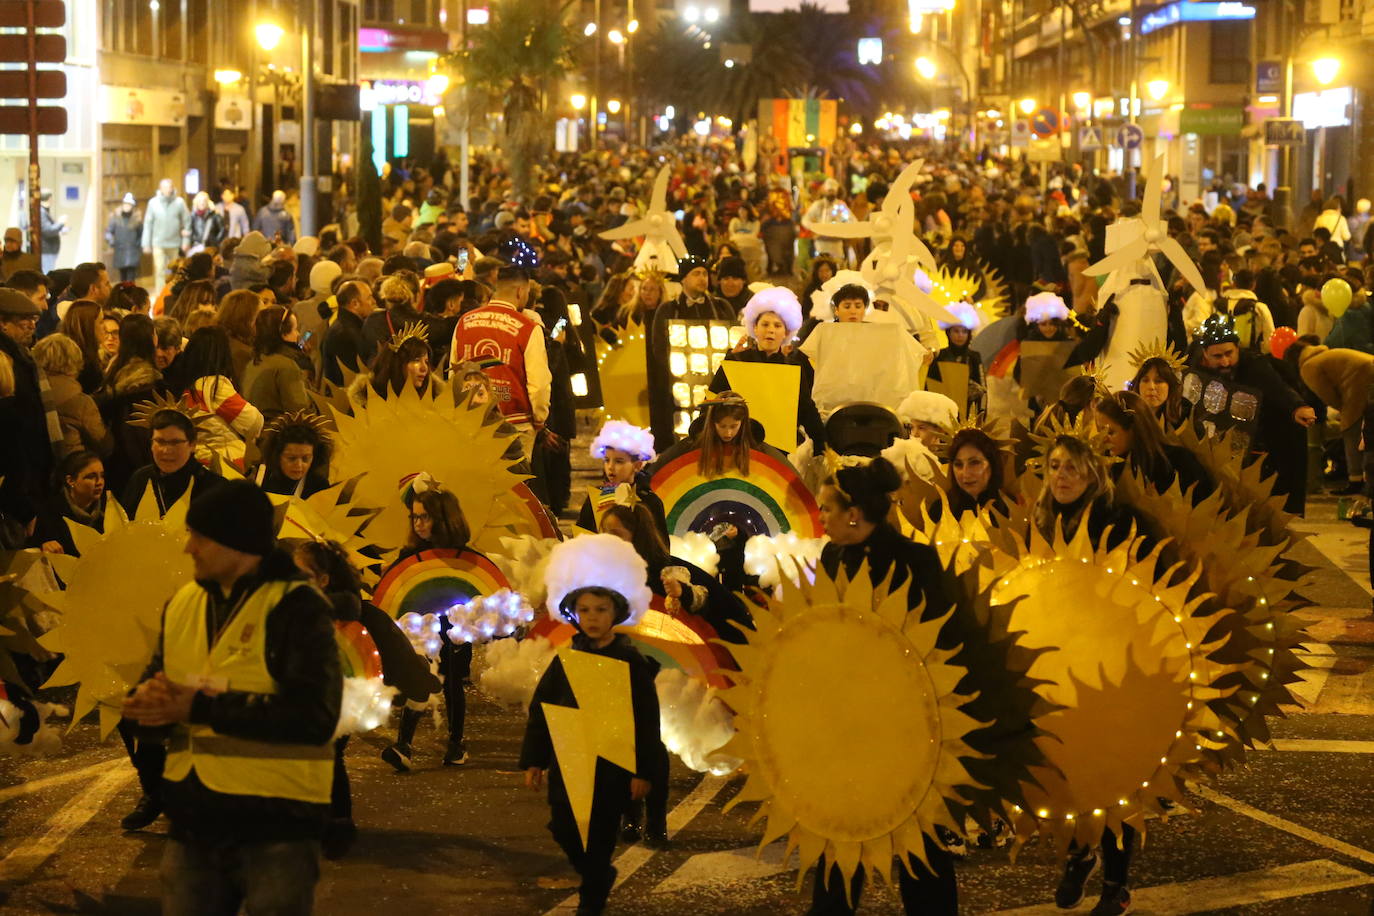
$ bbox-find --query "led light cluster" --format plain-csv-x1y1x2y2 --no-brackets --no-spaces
667,319,745,435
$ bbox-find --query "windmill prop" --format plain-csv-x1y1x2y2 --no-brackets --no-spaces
598,165,688,274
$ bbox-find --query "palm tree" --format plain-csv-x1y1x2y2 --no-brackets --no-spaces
445,0,576,200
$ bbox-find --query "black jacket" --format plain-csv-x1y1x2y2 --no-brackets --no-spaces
1191,350,1306,452
0,332,55,524
120,460,222,518
321,307,374,387
576,473,668,538
820,522,951,619
647,292,737,450
519,633,661,780
30,490,104,556
140,548,342,843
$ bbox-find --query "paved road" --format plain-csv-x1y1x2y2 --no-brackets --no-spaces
1,496,1373,914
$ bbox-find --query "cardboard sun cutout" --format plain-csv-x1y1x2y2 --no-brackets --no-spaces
36,489,195,737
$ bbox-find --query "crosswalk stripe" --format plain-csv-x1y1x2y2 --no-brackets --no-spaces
0,764,134,883
1255,738,1374,753
542,773,732,914
992,858,1373,914
0,758,123,806
1193,784,1374,868
651,842,789,894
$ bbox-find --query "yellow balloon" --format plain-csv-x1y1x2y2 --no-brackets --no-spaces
1322,278,1352,317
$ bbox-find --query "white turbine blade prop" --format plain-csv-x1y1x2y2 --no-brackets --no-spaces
884,160,922,216
1157,235,1207,294
1082,237,1149,277
650,163,671,213
907,232,938,272
599,165,673,241
662,221,689,260
804,159,922,242
806,221,880,240
893,275,956,325
598,219,649,241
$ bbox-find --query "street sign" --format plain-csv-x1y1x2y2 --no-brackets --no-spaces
1116,124,1144,150
1078,126,1104,150
0,71,64,98
0,107,66,135
0,0,63,27
0,33,64,62
1264,117,1305,146
1010,119,1031,148
1255,60,1282,95
1030,108,1061,138
1027,138,1060,162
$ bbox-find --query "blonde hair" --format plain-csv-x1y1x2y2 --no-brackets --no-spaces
0,350,13,398
31,332,84,377
379,274,416,307
215,289,262,344
1031,437,1112,539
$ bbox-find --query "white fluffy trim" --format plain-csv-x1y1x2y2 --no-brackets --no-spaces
590,420,656,462
897,389,959,428
655,669,741,775
669,532,719,577
334,677,398,737
476,635,557,710
543,534,652,625
742,286,804,335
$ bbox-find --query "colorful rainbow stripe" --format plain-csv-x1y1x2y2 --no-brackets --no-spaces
531,597,736,689
651,449,823,541
371,548,511,620
988,339,1020,379
510,481,564,540
335,622,383,679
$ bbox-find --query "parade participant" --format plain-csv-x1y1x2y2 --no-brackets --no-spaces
576,419,666,537
1036,375,1100,431
353,323,443,405
831,282,870,323
647,255,736,449
711,286,826,450
812,456,957,914
0,287,55,531
1193,315,1314,514
121,480,341,915
803,178,853,263
1094,391,1213,499
589,269,641,337
522,535,661,916
929,303,985,414
253,411,332,498
452,361,527,465
32,449,105,556
897,390,959,450
1129,350,1190,428
384,477,477,768
930,427,1009,521
119,409,221,517
450,240,551,458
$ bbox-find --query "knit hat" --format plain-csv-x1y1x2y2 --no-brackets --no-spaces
186,480,277,557
236,230,272,261
1197,314,1240,348
494,211,516,230
715,256,748,281
121,193,136,206
2,227,20,245
0,288,39,317
294,235,320,257
309,260,342,296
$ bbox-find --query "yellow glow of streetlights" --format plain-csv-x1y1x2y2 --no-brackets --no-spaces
570,92,587,110
985,107,1001,118
427,73,450,95
608,28,625,44
909,12,923,33
213,68,243,85
1018,97,1036,115
255,22,284,51
607,98,622,114
915,56,936,80
849,121,862,135
627,18,639,32
1312,57,1341,86
583,21,597,35
1146,77,1170,100
1071,91,1091,110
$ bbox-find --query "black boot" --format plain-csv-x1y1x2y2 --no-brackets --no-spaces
381,707,423,772
621,800,643,844
120,794,162,831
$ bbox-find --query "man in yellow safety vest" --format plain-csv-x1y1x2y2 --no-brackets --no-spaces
122,479,341,915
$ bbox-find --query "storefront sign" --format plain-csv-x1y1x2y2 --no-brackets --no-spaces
360,79,441,112
1255,60,1282,95
358,27,449,54
1178,105,1244,136
100,86,187,126
214,95,250,129
1140,1,1254,34
1293,87,1352,128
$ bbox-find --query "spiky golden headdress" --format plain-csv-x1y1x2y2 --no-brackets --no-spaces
263,409,334,443
387,320,430,352
1125,338,1187,376
128,390,212,431
1028,409,1121,469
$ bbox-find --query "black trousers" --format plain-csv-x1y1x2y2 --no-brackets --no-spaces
808,837,957,915
440,641,472,742
116,718,166,800
547,761,629,913
623,739,670,831
330,736,351,820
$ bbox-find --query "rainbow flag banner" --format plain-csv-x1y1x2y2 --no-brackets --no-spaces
758,98,838,163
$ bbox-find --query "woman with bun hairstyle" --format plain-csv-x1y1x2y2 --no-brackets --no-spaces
812,455,958,914
1094,390,1213,500
709,286,826,450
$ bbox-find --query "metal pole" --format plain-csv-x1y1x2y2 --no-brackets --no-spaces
299,0,316,236
1275,4,1295,231
1127,0,1139,199
246,0,259,205
591,0,601,149
26,0,40,261
459,0,470,214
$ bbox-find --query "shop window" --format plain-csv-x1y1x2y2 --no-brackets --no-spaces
160,0,183,60
1208,21,1247,85
322,0,335,75
362,0,394,23
187,0,208,63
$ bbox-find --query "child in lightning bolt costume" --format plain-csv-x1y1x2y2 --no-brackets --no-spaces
520,535,663,916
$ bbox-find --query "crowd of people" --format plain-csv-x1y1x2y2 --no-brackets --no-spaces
0,137,1367,916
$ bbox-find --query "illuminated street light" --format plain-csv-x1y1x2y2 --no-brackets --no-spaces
1071,91,1091,110
608,28,625,44
915,56,936,80
607,98,622,114
427,73,450,96
213,68,242,85
723,58,734,68
1146,78,1170,101
255,22,285,51
683,5,701,22
1312,57,1341,86
584,21,597,35
570,92,587,110
703,6,720,22
627,18,639,32
1018,97,1036,115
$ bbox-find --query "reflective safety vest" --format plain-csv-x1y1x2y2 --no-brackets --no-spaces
162,579,335,805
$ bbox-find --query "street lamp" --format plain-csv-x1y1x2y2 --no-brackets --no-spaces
584,21,597,35
627,18,639,32
213,69,242,85
570,92,588,110
1146,77,1169,101
915,56,936,80
1018,97,1036,115
1071,91,1091,111
1312,56,1341,86
255,22,284,51
608,28,625,44
607,98,622,114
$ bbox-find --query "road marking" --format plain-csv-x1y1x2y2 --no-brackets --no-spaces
0,764,135,883
542,773,732,914
651,841,789,894
0,758,123,806
993,858,1372,914
1255,738,1374,754
1193,785,1374,868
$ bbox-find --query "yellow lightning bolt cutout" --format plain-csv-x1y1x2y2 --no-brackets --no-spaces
542,647,639,850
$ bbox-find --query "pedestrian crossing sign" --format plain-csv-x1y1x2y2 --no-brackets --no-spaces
1078,126,1104,150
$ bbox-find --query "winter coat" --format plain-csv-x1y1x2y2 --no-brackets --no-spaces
0,333,57,524
240,350,311,420
47,372,111,457
1324,304,1374,356
219,201,250,239
254,202,296,245
321,308,373,387
38,205,62,250
820,522,950,618
1297,345,1374,431
142,193,190,250
189,208,225,251
105,209,143,269
30,489,104,556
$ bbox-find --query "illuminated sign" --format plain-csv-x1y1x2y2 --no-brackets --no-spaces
857,37,882,65
358,27,449,53
1293,87,1352,128
359,79,441,111
1140,1,1254,34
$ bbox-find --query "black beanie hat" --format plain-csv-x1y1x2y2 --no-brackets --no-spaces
186,480,277,556
715,256,747,280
